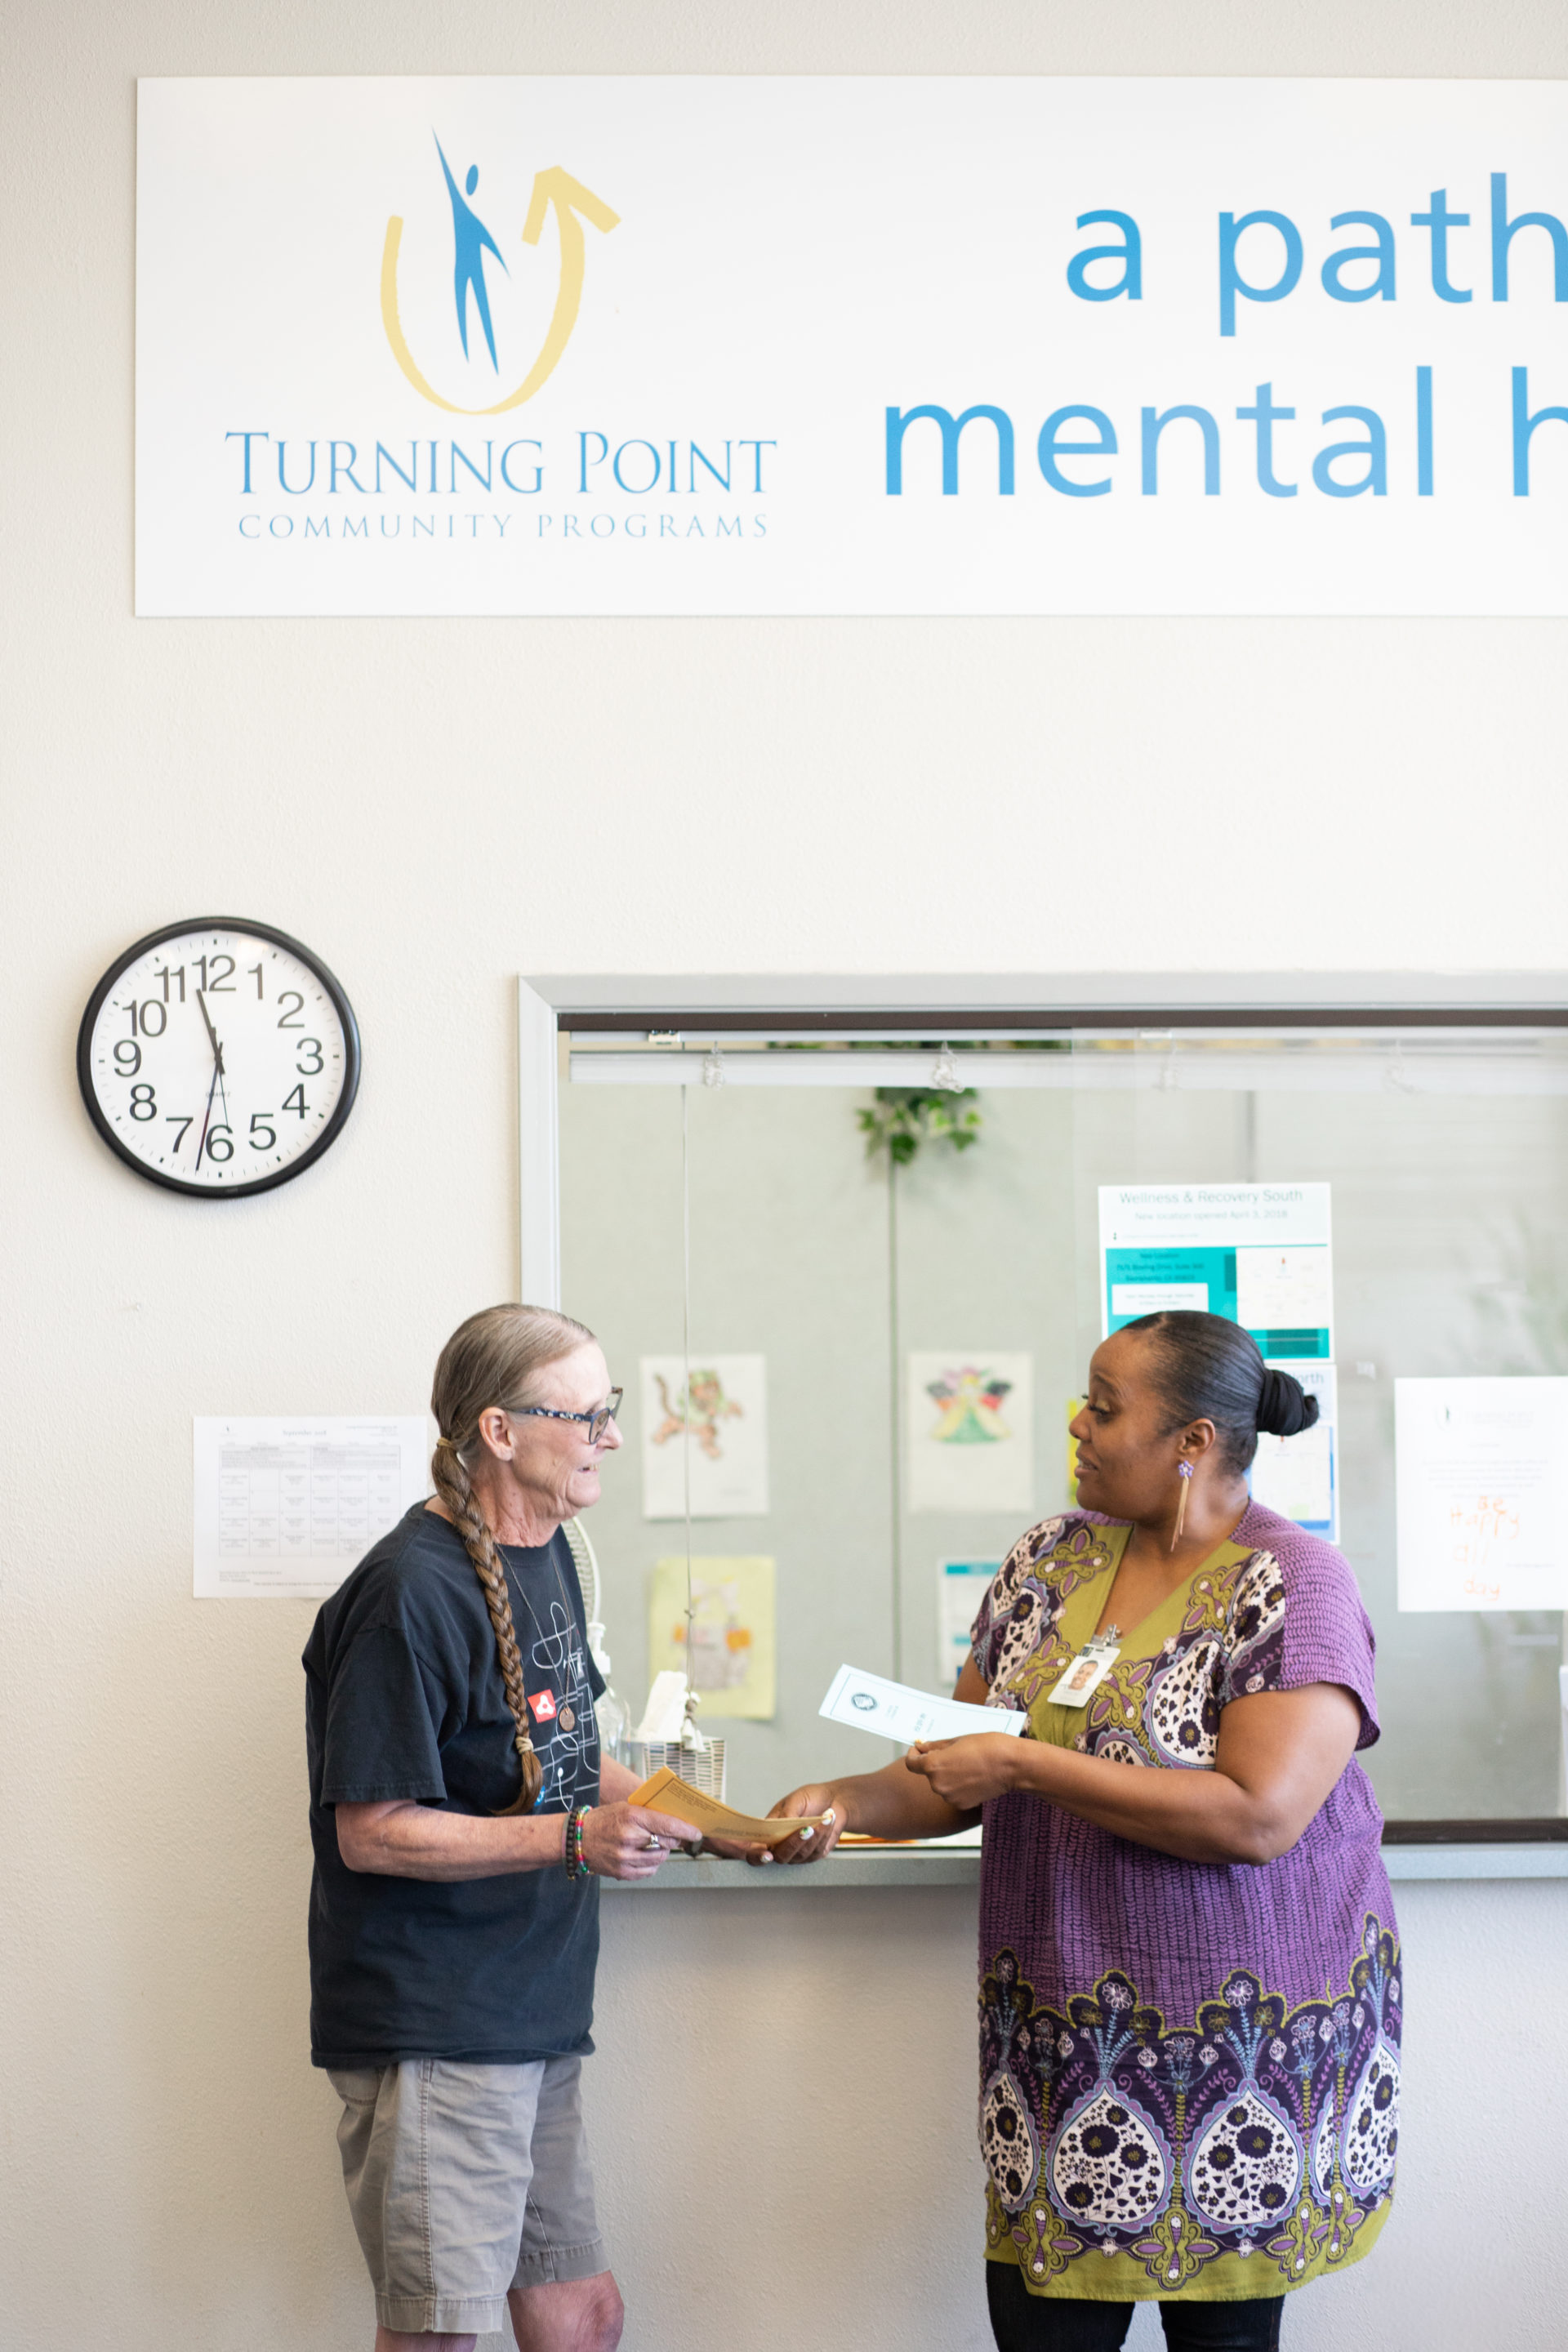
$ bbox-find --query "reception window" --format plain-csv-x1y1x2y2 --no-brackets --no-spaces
555,1012,1568,1833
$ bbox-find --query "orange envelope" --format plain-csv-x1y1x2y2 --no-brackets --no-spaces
629,1765,831,1847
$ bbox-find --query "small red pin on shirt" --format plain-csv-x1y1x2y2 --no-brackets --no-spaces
528,1689,558,1723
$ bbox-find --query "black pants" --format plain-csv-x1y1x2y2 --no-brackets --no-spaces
987,2261,1285,2352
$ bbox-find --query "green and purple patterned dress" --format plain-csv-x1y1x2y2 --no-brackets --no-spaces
971,1500,1399,2305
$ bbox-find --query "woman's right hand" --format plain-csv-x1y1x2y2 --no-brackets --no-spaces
748,1783,848,1867
580,1801,698,1881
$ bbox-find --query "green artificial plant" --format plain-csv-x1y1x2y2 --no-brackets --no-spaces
857,1085,982,1166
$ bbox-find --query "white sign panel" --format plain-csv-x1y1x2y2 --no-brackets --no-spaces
1250,1361,1339,1543
194,1415,428,1597
1396,1377,1568,1610
137,77,1568,617
937,1559,1001,1687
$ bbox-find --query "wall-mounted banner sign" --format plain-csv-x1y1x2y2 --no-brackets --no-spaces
136,77,1568,617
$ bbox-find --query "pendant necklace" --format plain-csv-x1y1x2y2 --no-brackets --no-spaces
501,1531,585,1734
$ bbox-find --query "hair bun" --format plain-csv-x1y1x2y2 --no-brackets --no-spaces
1257,1366,1319,1439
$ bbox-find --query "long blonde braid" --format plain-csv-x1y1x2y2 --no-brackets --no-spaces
430,1303,596,1818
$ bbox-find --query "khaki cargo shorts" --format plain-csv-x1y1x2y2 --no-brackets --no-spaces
327,2055,608,2336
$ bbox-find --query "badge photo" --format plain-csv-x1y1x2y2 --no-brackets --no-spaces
1045,1642,1120,1709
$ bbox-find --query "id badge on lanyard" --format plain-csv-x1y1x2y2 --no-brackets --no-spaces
1045,1631,1120,1708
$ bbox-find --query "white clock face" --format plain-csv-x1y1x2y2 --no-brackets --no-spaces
81,924,359,1195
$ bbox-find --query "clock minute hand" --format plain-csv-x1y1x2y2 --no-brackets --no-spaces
196,987,225,1076
193,1053,223,1170
195,986,232,1137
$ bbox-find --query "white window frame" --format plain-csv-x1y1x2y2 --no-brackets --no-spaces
523,968,1568,1879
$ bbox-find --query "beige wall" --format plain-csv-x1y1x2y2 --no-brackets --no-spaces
5,2,1568,2347
593,1878,1563,2352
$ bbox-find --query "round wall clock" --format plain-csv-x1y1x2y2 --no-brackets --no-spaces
76,918,362,1197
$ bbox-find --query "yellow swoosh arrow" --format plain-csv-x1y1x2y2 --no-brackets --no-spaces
380,167,620,416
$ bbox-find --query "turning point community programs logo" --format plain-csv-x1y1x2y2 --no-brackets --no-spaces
380,134,619,416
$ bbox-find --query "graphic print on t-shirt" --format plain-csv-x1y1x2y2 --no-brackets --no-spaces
527,1596,599,1811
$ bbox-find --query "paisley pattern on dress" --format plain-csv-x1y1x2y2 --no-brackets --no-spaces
979,1923,1401,2293
982,2068,1039,2210
1050,2082,1169,2230
978,1515,1081,1699
972,1516,1289,1773
1147,1637,1225,1764
1187,2085,1300,2233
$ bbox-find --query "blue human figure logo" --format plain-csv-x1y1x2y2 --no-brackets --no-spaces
434,135,507,370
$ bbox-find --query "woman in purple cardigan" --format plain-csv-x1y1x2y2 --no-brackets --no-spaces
764,1311,1399,2352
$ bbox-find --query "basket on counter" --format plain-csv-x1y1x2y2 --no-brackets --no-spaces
623,1737,727,1802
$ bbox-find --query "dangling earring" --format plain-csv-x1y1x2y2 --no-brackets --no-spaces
1171,1460,1194,1552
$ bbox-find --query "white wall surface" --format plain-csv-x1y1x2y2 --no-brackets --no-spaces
4,2,1568,2348
592,1878,1562,2352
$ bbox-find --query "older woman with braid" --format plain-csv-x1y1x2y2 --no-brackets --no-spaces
303,1304,696,2352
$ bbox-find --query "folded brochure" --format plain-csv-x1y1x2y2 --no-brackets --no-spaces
627,1764,832,1846
818,1664,1028,1744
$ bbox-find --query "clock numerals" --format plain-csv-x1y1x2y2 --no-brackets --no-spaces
126,998,167,1038
166,1116,194,1154
296,1039,324,1074
276,992,305,1028
129,1085,157,1121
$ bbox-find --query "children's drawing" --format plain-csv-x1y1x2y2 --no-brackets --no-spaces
647,1555,776,1720
640,1354,769,1519
906,1351,1035,1514
648,1367,745,1461
924,1365,1013,1445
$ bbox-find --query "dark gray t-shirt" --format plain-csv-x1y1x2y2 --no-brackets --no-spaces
303,1503,605,2068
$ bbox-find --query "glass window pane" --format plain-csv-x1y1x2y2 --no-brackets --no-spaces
560,1022,1568,1827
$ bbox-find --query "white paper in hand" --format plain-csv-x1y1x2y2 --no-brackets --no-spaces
819,1664,1028,1745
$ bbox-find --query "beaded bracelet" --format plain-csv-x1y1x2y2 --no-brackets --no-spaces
564,1805,593,1880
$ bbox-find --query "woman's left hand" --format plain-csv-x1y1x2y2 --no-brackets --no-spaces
905,1733,1022,1810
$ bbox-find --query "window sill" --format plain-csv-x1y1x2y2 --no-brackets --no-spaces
602,1838,1568,1890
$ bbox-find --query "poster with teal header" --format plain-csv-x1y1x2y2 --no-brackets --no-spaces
1098,1183,1334,1359
1098,1183,1337,1537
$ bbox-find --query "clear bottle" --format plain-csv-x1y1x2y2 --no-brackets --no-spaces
589,1628,632,1766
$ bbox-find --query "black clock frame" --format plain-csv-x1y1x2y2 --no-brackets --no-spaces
76,915,363,1200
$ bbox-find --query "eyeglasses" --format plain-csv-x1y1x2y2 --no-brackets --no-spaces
507,1388,623,1446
